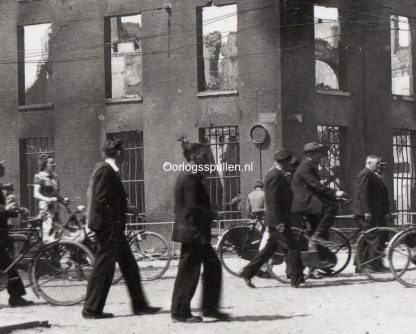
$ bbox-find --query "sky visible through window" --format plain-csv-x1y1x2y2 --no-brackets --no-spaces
24,23,51,90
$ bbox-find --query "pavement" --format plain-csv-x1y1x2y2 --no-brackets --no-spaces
0,260,415,334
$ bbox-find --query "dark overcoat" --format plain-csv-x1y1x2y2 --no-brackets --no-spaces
264,166,292,228
172,171,214,245
354,167,390,218
291,158,336,214
87,162,128,232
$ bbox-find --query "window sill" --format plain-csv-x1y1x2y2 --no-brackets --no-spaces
316,89,351,97
197,90,239,98
18,103,54,112
105,97,143,104
393,95,416,102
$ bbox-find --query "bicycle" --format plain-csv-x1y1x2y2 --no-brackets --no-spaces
3,215,94,306
387,223,416,287
217,214,265,277
267,214,398,284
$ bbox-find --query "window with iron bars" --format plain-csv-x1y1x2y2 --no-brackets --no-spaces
393,129,416,224
199,126,241,221
19,137,54,216
316,125,345,189
106,131,145,227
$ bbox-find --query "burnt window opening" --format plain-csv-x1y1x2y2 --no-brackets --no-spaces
391,16,414,96
197,4,238,92
19,137,54,216
105,14,143,100
393,130,416,224
199,126,241,221
18,23,52,106
106,131,145,227
314,6,342,91
317,125,345,190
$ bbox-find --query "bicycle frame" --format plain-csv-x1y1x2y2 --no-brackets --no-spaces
3,225,60,299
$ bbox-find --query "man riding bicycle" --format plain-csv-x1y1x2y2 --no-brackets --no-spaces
291,143,346,257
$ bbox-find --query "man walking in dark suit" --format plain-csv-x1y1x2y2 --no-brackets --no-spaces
291,142,345,247
239,149,304,288
0,162,33,307
171,140,229,323
354,155,391,272
82,139,160,319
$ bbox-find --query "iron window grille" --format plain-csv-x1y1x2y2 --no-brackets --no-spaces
199,126,241,221
393,129,416,224
317,125,345,190
19,137,54,216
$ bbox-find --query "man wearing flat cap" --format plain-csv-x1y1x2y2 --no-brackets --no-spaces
240,149,304,288
354,155,391,272
291,142,346,247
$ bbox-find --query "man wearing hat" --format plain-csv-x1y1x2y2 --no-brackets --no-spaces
291,142,345,247
0,161,33,307
354,155,391,272
240,149,304,288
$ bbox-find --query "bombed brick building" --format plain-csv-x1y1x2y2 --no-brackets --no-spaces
0,0,416,226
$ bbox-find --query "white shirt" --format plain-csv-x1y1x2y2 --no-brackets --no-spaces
105,158,119,173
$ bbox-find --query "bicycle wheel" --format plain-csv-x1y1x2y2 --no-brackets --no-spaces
387,228,416,287
31,240,94,306
317,228,352,277
266,227,306,284
218,226,262,277
356,226,397,282
130,231,171,281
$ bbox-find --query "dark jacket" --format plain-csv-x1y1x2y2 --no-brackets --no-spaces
0,190,18,245
172,171,214,245
87,162,128,232
264,166,292,228
291,158,337,214
354,167,390,218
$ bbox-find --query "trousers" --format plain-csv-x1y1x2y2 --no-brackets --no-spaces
240,228,304,283
0,243,26,298
171,243,222,317
84,229,148,313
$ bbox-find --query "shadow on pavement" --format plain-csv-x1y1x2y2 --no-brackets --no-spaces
205,313,309,323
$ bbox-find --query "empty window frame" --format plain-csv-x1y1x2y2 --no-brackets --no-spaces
19,137,54,216
105,14,143,99
199,126,241,220
391,16,414,96
317,125,345,189
314,6,341,91
393,130,416,224
106,131,145,227
197,4,238,92
17,23,52,106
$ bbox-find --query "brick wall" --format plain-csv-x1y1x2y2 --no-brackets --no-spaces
1,0,416,230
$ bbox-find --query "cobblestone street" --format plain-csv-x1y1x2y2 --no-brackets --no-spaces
1,261,415,334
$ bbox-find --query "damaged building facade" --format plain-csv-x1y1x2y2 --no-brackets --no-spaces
1,0,416,226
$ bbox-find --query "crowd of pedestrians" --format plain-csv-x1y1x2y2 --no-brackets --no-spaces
0,137,391,324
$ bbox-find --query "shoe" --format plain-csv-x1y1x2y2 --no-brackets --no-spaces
82,309,114,319
171,314,203,323
242,277,256,288
133,306,161,315
9,297,34,307
291,276,307,288
411,255,416,265
202,310,230,320
355,266,363,274
305,269,323,280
